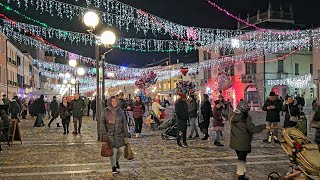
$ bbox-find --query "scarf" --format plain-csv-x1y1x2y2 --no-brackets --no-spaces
107,106,118,124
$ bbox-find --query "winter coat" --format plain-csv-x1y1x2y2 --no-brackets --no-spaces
152,102,164,119
1,110,9,128
283,100,300,128
175,99,189,122
262,99,282,122
230,110,266,152
34,98,46,114
132,102,145,119
59,102,72,120
313,110,320,144
91,99,96,112
200,100,212,129
50,100,60,118
2,98,10,106
71,98,85,118
100,107,129,148
84,98,89,112
212,100,226,128
9,101,20,114
188,99,198,118
118,98,127,110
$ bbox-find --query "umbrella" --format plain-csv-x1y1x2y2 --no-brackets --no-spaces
27,89,60,96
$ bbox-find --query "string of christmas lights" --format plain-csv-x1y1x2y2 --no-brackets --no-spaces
266,74,316,89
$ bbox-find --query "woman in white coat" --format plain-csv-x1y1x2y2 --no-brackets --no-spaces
151,99,165,120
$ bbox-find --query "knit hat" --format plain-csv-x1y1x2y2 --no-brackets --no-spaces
237,100,250,112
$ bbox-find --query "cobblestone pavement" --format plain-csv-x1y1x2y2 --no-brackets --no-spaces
0,110,317,180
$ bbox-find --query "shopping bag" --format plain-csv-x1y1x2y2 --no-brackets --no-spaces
101,142,113,157
124,143,134,160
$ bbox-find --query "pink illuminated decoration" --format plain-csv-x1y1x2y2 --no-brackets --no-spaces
186,27,198,40
217,67,233,91
68,53,79,60
205,0,300,35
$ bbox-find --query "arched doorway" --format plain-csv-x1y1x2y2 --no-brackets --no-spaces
244,85,259,107
272,85,290,99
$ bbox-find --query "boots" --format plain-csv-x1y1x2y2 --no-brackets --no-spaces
57,123,61,127
202,134,209,140
238,174,249,180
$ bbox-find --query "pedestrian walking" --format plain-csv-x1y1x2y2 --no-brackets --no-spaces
2,94,10,114
91,98,96,121
71,94,86,134
21,98,28,119
87,99,91,116
199,94,212,140
230,101,266,180
188,95,199,139
46,100,51,119
84,97,89,116
28,98,35,119
9,99,20,121
100,96,130,174
33,95,46,127
48,96,61,127
212,95,227,146
132,96,145,138
175,93,189,148
60,97,72,134
282,96,300,128
262,92,282,143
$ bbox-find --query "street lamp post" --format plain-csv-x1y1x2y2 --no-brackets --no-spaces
84,11,117,141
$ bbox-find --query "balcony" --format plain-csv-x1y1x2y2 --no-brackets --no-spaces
241,74,256,83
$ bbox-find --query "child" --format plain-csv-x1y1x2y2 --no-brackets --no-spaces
230,101,266,180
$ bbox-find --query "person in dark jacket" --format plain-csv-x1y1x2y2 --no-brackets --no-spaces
100,96,130,174
9,99,20,121
13,95,22,114
200,94,212,140
262,92,282,143
299,95,305,110
230,101,266,180
33,95,46,127
132,96,145,138
213,95,227,146
60,97,72,134
175,93,189,148
282,96,300,128
188,95,199,139
91,98,96,121
87,100,91,116
48,96,61,127
71,94,86,134
28,98,35,118
2,94,10,114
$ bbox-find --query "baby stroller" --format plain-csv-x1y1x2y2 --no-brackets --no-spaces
161,115,177,140
150,110,162,131
269,127,320,180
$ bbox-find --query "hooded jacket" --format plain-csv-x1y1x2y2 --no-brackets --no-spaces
229,110,266,152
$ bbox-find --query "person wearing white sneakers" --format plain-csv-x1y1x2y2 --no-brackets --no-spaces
132,96,145,138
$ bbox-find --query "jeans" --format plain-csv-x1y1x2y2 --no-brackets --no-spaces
73,117,82,133
134,118,143,133
62,116,71,133
189,117,199,136
215,130,222,142
110,146,125,167
265,122,279,139
177,121,187,143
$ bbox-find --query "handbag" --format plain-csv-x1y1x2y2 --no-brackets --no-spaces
101,142,113,157
288,105,299,122
124,143,134,160
65,111,72,117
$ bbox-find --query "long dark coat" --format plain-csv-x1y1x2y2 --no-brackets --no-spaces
34,98,46,114
71,98,86,118
262,99,282,122
200,100,212,129
50,100,60,118
175,99,189,131
212,100,226,128
100,107,129,148
59,102,72,120
282,101,300,128
230,110,266,152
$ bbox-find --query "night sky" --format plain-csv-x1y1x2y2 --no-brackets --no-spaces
2,0,320,67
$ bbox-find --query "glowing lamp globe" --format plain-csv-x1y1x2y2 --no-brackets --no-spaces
100,31,116,45
77,67,85,76
83,11,99,28
70,79,76,84
63,80,68,84
69,59,77,67
231,39,240,48
65,72,71,79
67,84,72,88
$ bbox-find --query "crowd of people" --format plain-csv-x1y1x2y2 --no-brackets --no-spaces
0,90,319,179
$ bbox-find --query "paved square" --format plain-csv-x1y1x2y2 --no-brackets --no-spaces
0,111,315,180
